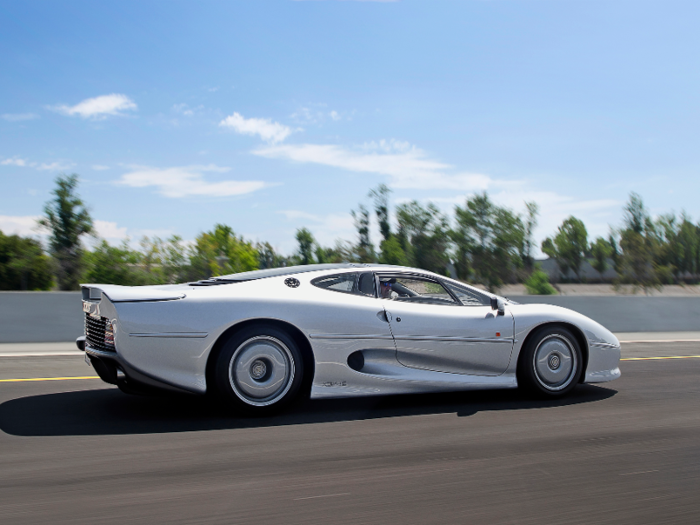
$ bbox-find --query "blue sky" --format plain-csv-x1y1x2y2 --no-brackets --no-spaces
1,0,699,255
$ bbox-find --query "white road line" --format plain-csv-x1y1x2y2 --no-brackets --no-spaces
294,493,351,501
0,352,83,357
621,340,700,344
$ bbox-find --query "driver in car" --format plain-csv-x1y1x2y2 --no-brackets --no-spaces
380,278,399,300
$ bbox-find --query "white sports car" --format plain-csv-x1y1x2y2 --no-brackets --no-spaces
77,264,621,413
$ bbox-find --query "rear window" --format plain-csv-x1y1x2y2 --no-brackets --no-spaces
312,273,357,293
311,272,376,297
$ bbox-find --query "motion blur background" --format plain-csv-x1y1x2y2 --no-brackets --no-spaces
2,0,699,293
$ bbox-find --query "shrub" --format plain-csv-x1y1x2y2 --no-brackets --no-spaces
524,270,557,295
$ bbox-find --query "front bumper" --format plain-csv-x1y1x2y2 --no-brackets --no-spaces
584,343,622,383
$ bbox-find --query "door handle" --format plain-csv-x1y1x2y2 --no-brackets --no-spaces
377,310,392,323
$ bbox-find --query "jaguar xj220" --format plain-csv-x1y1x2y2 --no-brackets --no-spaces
77,263,621,414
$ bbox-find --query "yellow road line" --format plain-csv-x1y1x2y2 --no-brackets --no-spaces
0,376,100,383
621,355,700,361
1,356,700,383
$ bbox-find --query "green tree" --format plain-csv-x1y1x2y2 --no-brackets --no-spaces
370,183,408,265
84,240,146,286
0,231,53,290
396,201,451,274
608,232,622,276
185,224,258,280
38,174,93,290
351,204,375,263
589,237,613,281
378,235,409,266
256,241,288,269
85,235,191,285
295,227,316,265
315,240,355,264
655,213,699,283
370,184,392,243
139,235,189,284
615,193,662,290
453,193,524,291
522,201,539,272
541,216,588,281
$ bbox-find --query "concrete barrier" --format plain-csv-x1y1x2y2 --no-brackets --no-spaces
0,292,83,343
509,295,700,333
1,292,699,343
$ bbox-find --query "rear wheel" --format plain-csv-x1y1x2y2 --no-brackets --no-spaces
518,326,582,397
215,325,304,415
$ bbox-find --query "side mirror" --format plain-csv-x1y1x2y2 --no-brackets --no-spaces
490,297,505,316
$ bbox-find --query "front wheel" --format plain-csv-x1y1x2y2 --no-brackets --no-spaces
518,326,583,397
215,325,304,415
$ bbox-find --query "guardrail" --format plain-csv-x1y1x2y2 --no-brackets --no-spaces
2,292,700,343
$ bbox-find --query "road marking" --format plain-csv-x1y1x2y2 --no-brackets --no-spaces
0,376,99,383
620,470,659,476
294,493,351,501
1,355,699,383
621,339,700,344
621,355,700,361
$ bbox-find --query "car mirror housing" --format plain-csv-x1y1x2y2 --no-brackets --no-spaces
490,296,505,316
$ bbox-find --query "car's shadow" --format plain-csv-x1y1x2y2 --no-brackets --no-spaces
0,384,617,437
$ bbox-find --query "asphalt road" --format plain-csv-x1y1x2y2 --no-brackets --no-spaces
0,342,699,524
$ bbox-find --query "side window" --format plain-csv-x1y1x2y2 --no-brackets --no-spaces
312,273,357,294
444,282,490,306
356,272,376,297
378,275,457,305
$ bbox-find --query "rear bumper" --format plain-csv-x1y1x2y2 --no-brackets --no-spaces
81,340,197,395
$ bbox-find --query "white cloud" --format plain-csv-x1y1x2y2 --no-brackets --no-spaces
219,112,293,143
290,105,347,125
277,210,356,249
0,215,134,247
254,141,492,190
36,161,76,172
0,215,42,237
116,164,272,198
1,113,39,122
173,103,203,117
489,189,620,248
130,228,176,240
93,220,128,241
92,165,110,171
1,157,28,167
1,157,77,171
50,94,137,119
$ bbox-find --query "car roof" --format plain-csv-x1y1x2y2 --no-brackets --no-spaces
213,263,421,282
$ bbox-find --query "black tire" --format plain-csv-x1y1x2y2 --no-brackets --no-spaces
215,324,304,415
518,325,583,397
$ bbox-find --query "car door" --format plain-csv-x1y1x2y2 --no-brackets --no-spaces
378,273,514,376
305,271,397,358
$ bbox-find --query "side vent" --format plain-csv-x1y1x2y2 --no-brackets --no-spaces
347,351,365,372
